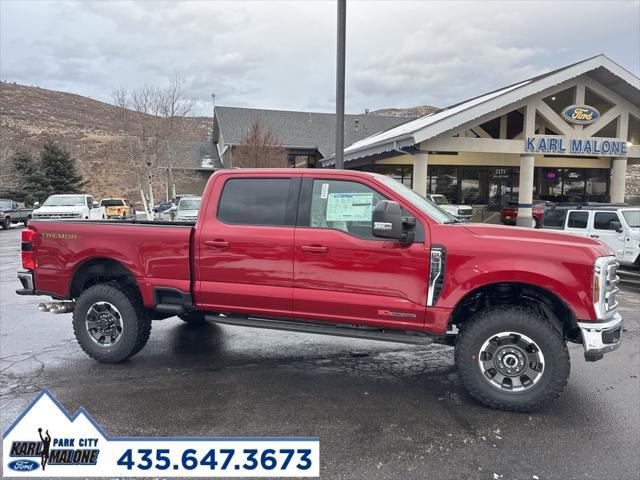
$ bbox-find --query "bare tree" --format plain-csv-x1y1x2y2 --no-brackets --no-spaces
110,75,195,219
233,118,287,168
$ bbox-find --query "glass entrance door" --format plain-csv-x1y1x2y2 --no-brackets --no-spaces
488,168,513,210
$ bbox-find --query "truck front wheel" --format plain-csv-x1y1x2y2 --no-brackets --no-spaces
73,284,152,363
454,306,570,412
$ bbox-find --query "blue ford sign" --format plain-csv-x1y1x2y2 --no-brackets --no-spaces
8,459,39,472
561,105,600,125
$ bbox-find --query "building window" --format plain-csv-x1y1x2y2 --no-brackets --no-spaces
288,154,316,168
374,164,412,187
428,167,458,203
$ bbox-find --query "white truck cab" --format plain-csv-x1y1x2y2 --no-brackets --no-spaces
426,194,473,221
543,206,640,268
32,194,106,221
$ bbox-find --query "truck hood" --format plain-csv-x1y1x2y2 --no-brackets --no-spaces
459,223,613,257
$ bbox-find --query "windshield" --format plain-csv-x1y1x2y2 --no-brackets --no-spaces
178,198,201,210
375,175,455,223
622,210,640,228
0,200,12,210
43,195,85,207
431,195,449,206
100,199,124,207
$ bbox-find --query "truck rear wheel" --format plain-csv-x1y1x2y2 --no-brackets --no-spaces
454,305,570,412
73,283,151,363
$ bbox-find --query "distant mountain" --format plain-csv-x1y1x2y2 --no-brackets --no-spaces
0,82,211,200
367,105,440,118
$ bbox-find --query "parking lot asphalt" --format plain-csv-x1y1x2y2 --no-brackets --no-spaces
1,225,639,480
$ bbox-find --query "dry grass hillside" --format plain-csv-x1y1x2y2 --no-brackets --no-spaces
0,81,211,201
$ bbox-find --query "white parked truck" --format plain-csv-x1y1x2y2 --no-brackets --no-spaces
32,194,106,221
426,194,473,221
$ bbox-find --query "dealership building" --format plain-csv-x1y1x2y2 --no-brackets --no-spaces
321,55,640,226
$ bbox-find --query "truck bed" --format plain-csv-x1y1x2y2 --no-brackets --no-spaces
27,219,193,307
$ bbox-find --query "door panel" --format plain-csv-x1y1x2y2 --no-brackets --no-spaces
591,211,625,261
293,178,429,330
195,176,300,317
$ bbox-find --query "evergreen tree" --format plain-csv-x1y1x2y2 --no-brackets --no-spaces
40,139,85,195
7,150,48,204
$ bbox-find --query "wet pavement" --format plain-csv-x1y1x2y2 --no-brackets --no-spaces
1,226,639,479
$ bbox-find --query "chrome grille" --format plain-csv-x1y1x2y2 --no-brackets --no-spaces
33,213,81,220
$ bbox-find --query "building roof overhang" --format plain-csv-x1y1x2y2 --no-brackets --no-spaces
322,55,640,166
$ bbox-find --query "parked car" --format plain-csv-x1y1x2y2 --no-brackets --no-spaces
32,194,105,220
425,194,473,221
500,200,553,228
541,204,639,268
100,198,133,219
153,201,175,221
0,199,33,229
17,169,623,412
175,197,201,222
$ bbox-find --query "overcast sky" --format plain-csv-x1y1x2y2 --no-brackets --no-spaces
1,0,639,116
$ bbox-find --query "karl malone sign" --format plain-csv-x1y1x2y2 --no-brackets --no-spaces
525,136,628,157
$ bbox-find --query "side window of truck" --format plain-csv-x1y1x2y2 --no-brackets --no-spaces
217,178,292,226
567,211,589,229
307,179,386,240
593,212,619,230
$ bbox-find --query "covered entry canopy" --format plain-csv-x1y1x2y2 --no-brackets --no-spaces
322,55,640,226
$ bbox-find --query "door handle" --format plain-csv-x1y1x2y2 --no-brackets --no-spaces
589,235,599,238
205,240,229,248
301,244,329,254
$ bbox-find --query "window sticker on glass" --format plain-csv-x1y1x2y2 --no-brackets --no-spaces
326,193,373,222
320,183,329,199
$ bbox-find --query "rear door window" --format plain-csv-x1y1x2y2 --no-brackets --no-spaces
217,178,294,226
567,211,589,229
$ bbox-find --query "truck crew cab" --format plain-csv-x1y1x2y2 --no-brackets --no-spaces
17,170,623,411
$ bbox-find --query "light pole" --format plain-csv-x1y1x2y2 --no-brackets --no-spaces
334,0,346,169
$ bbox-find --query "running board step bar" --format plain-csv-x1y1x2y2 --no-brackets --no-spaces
205,314,434,345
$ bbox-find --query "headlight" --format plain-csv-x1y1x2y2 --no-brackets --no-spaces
593,256,619,319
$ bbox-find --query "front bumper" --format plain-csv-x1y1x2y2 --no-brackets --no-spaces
16,270,35,295
577,312,623,361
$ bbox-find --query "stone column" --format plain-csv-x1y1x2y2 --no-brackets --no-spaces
516,154,535,227
412,151,428,196
610,157,627,204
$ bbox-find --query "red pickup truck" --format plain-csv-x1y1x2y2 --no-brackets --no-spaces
17,169,623,411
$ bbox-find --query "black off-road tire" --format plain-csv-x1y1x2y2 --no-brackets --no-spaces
73,283,151,363
178,311,207,324
1,217,10,229
455,305,570,412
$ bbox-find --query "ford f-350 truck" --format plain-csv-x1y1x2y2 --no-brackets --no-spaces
16,169,623,411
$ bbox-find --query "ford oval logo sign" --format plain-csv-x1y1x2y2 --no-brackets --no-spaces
8,459,39,472
561,105,600,125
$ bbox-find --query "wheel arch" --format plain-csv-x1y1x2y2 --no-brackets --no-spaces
70,257,141,301
448,281,581,342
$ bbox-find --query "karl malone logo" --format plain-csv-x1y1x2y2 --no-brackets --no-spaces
4,389,102,474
